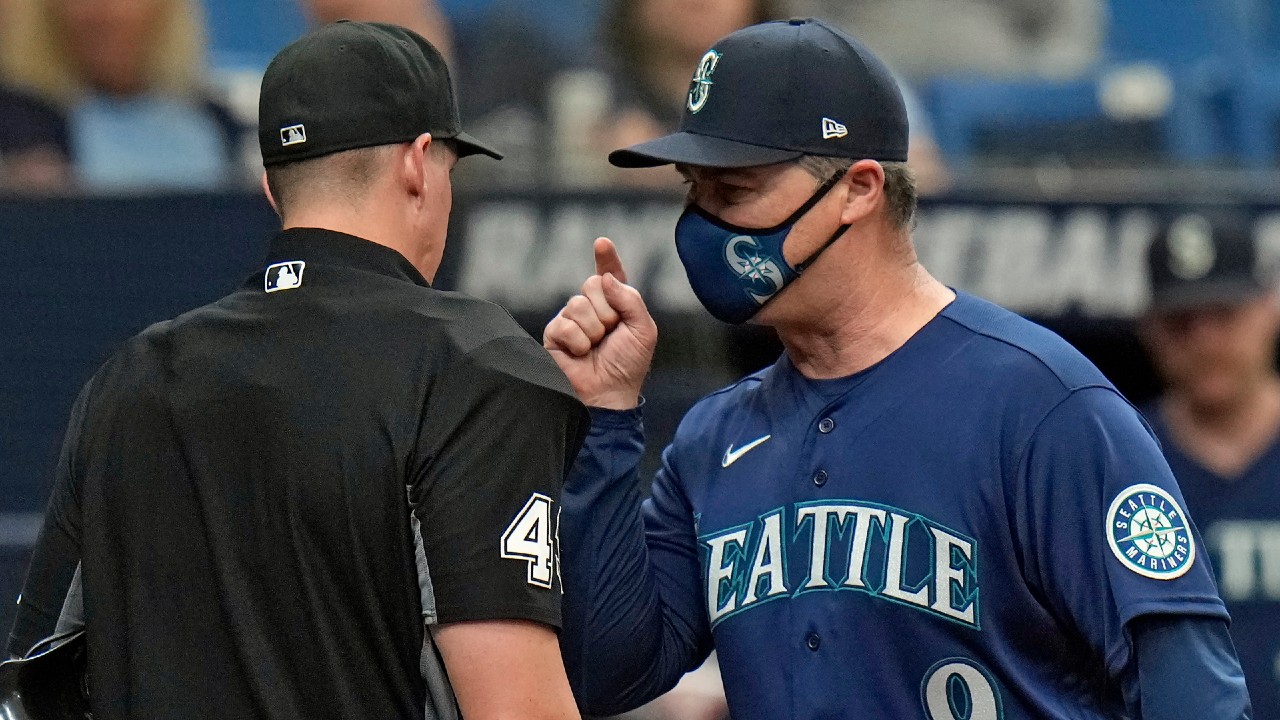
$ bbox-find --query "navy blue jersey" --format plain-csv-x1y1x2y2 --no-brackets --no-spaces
1146,407,1280,719
561,292,1230,719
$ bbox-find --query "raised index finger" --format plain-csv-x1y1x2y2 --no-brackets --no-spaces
594,237,628,284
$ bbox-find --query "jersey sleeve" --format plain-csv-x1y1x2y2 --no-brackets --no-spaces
408,335,588,628
1129,614,1253,719
559,407,713,716
1015,386,1230,679
8,378,93,659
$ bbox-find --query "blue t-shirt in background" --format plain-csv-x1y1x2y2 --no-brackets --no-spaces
1146,407,1280,720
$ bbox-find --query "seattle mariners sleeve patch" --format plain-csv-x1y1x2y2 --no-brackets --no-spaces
1106,483,1195,579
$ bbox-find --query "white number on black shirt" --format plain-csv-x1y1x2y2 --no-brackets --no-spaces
501,493,555,588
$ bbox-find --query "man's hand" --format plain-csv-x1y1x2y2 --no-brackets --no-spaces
543,237,657,410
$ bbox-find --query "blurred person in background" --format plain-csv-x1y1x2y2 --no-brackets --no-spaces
1140,210,1280,719
0,0,249,190
300,0,454,62
0,83,72,191
586,0,947,192
590,0,784,187
0,0,72,190
794,0,1103,83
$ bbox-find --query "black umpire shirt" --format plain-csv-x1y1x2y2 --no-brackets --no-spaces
7,228,589,719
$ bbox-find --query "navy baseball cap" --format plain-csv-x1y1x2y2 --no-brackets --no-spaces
1147,211,1268,312
609,18,908,169
259,20,501,167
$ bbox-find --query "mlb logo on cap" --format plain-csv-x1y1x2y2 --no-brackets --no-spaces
265,261,306,292
280,124,307,147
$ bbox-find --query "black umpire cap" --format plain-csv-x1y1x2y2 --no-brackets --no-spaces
258,20,502,167
609,17,909,169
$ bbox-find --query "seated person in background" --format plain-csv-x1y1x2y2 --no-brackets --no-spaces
585,0,947,193
586,0,784,188
0,84,72,191
0,0,249,191
0,0,72,190
1139,210,1280,720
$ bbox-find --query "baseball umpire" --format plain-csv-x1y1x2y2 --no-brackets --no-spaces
544,18,1254,719
5,21,587,720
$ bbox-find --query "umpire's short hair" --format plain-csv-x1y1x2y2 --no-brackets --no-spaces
797,155,917,230
265,144,394,218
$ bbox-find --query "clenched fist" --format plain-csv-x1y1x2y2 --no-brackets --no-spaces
543,237,658,409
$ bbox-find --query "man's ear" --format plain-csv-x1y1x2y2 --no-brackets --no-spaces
401,133,433,202
838,159,885,226
260,171,279,215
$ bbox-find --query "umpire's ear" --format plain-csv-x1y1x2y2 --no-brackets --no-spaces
400,132,433,208
260,172,279,216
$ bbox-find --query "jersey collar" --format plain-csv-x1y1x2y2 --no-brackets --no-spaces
260,227,430,288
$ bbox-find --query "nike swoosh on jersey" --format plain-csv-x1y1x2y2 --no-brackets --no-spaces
722,434,772,468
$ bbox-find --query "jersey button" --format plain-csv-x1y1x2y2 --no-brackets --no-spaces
812,470,828,487
818,417,835,433
805,632,821,651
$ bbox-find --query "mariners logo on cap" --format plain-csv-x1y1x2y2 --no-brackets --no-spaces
265,261,305,292
687,50,722,114
1106,483,1195,580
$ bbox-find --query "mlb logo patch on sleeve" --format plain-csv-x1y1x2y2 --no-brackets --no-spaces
265,261,306,292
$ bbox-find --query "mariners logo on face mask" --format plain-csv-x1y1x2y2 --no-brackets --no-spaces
724,235,787,304
674,170,849,324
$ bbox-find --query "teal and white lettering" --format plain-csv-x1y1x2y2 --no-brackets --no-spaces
931,527,977,625
796,505,848,589
742,510,788,604
841,506,887,589
883,512,930,608
705,528,749,622
700,499,980,629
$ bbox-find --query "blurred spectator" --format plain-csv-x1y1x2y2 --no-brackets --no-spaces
0,0,73,191
574,0,947,193
446,0,591,188
1138,210,1280,719
579,0,785,187
795,0,1103,82
0,0,249,191
301,0,454,63
0,82,72,191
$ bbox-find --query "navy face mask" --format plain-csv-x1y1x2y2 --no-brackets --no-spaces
674,170,851,324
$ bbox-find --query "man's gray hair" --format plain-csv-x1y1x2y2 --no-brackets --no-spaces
796,155,917,229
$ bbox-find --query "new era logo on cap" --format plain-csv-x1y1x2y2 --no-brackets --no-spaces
280,124,307,147
822,117,848,140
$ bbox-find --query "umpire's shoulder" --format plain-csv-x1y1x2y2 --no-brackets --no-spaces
405,289,579,399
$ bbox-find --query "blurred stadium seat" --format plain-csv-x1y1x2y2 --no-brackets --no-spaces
203,0,309,69
928,0,1258,168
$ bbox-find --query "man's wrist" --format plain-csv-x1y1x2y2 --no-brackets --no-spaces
583,391,642,411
